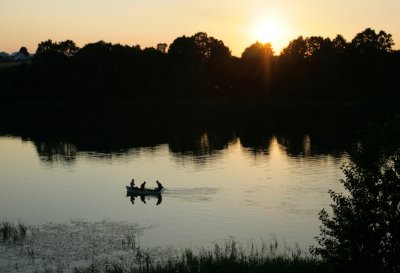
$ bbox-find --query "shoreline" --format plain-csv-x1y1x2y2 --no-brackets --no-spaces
1,98,400,112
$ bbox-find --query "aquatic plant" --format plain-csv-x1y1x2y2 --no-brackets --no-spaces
0,220,27,242
1,220,329,273
73,239,329,273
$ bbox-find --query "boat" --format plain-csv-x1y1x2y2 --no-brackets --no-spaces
126,186,163,195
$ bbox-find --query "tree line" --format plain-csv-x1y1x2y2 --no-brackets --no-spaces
1,28,399,101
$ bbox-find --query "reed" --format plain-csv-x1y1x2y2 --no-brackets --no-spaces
0,220,27,242
73,239,331,273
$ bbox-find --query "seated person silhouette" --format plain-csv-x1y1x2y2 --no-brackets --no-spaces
156,180,163,190
140,181,146,190
130,179,135,188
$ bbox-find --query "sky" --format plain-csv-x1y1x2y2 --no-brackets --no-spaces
1,0,399,56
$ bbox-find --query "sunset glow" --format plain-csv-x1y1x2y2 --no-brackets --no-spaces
253,21,283,44
0,0,399,56
250,18,288,52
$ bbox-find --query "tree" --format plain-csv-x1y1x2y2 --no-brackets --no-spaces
58,40,79,57
242,41,274,60
168,35,198,64
281,36,307,60
351,28,394,54
332,35,348,54
281,36,333,59
168,32,230,64
206,36,231,63
241,42,274,79
19,46,29,57
36,39,79,58
156,43,168,53
239,42,275,95
311,117,400,273
167,32,232,96
303,36,332,58
73,41,143,98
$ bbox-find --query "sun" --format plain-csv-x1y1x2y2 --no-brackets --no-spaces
249,17,290,53
253,20,282,44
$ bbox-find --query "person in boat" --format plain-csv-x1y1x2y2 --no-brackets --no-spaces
156,180,163,190
130,179,135,188
140,181,146,190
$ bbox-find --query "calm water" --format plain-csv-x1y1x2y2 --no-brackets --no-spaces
0,130,347,250
1,107,369,254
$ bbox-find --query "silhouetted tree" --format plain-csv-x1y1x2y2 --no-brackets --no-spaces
31,40,79,98
73,41,142,98
239,42,275,95
36,39,79,58
242,42,274,60
311,117,400,273
304,36,332,58
280,36,333,60
281,36,307,60
19,46,29,57
351,28,394,54
348,28,396,99
193,32,211,60
332,35,349,54
275,37,308,96
156,43,168,53
1,28,399,101
139,47,169,96
168,32,231,96
168,35,198,64
205,36,232,94
168,32,230,65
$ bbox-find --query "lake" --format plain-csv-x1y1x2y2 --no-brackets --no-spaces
0,107,362,253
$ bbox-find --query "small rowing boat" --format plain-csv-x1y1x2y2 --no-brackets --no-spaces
126,186,163,195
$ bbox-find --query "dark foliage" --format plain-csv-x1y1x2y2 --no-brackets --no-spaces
19,46,30,57
0,28,399,100
72,240,330,273
311,116,400,273
1,221,27,242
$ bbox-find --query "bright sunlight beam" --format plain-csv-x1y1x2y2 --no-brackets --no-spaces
254,21,281,44
249,16,290,53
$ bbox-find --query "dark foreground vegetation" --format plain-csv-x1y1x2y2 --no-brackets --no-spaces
0,220,27,242
312,116,400,273
0,28,399,102
74,246,328,273
0,221,329,273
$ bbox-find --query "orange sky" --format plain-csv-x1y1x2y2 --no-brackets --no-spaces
1,0,399,56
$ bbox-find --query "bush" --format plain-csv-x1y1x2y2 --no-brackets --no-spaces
311,116,400,273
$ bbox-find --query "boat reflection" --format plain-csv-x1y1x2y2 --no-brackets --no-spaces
126,191,162,206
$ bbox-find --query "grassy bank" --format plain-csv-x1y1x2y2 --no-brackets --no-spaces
74,242,330,273
1,220,330,273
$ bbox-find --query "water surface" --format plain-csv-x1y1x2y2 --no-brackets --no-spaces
0,131,346,249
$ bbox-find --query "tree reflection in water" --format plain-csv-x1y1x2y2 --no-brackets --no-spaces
0,108,372,166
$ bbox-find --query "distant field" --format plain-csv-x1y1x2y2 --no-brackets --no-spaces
0,61,30,69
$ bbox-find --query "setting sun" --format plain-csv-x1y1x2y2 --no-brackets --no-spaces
249,17,289,53
253,20,282,44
